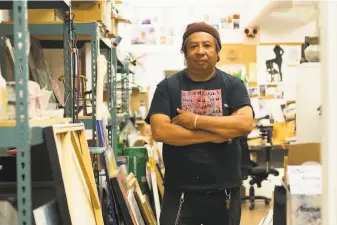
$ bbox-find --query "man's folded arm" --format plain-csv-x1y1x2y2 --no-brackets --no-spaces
150,114,226,146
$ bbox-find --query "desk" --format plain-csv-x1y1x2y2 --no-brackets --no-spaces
248,144,288,169
249,144,286,151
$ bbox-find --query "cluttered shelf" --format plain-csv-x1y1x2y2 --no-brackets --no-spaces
0,21,113,49
0,117,71,127
0,0,70,10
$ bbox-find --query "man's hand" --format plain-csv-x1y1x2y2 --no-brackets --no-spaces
171,108,197,130
212,135,230,144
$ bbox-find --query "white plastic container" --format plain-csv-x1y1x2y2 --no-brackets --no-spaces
0,68,8,120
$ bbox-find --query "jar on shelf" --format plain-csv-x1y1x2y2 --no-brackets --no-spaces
304,36,320,62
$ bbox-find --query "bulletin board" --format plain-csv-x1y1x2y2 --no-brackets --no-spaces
217,44,257,86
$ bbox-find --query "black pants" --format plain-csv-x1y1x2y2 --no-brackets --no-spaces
160,187,241,225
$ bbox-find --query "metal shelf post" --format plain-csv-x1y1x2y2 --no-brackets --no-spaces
121,70,126,120
63,12,73,119
96,46,118,153
111,48,118,152
91,23,99,145
0,37,6,77
124,63,130,121
14,1,32,225
90,23,100,191
102,48,113,148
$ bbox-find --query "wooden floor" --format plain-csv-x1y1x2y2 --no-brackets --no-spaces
241,201,270,225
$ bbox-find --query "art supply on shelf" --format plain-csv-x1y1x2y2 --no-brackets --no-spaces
0,68,8,120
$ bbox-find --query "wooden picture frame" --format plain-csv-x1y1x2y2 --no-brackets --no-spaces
110,166,137,225
44,124,104,225
127,173,157,225
101,151,119,225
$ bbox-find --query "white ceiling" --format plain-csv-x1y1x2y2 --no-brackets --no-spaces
120,0,319,44
248,1,319,35
125,0,251,8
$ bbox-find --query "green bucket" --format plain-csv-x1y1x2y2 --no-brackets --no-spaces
124,147,148,193
116,142,124,156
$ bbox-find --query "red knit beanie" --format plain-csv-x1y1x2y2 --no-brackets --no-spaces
181,22,221,51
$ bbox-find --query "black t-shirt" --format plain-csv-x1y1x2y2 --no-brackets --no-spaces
145,68,253,191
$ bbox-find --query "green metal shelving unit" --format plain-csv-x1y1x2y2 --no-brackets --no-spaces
0,2,71,225
0,2,121,224
0,21,117,148
72,23,118,151
0,21,117,135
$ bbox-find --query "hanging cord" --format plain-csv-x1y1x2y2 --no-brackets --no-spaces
74,48,80,121
70,14,80,122
62,12,74,118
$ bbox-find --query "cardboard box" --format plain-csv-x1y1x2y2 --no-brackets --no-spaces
289,194,321,225
287,143,320,165
284,143,320,182
287,165,322,225
72,0,112,32
8,9,63,23
130,87,149,117
285,143,321,225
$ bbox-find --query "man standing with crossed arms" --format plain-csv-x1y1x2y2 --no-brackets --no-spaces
145,22,254,225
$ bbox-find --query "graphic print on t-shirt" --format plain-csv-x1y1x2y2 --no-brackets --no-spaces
181,89,223,116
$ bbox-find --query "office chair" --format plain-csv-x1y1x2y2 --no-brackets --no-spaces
241,125,279,210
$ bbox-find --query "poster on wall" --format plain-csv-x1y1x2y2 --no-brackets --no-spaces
249,87,259,97
218,64,247,84
159,26,175,45
248,63,258,87
257,45,302,84
131,25,157,45
220,15,233,29
260,85,266,97
265,84,284,99
232,14,240,29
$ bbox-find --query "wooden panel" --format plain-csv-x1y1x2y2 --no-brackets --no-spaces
218,44,256,78
71,131,100,208
55,131,96,225
110,18,119,37
130,88,149,113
